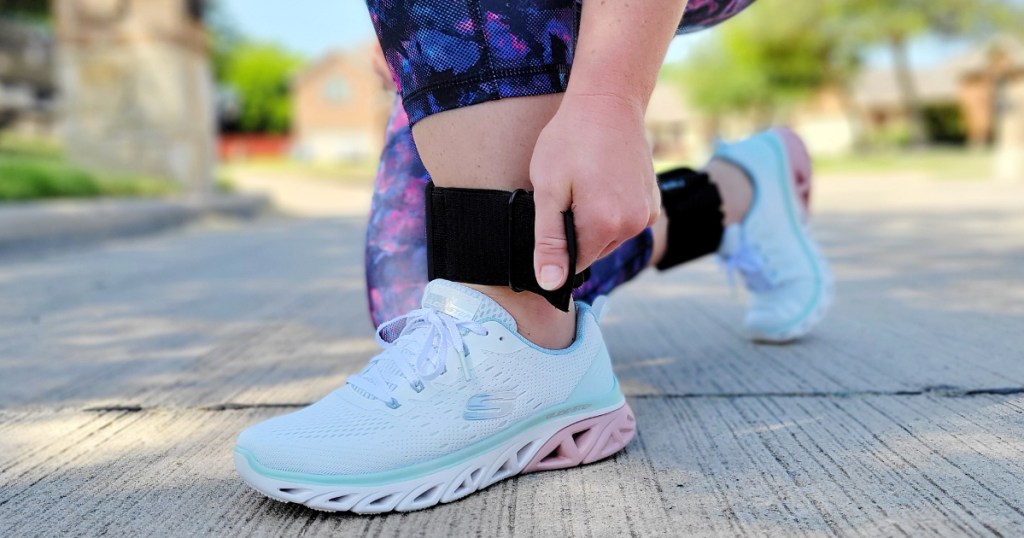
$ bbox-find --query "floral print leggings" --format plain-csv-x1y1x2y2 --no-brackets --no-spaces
364,0,756,325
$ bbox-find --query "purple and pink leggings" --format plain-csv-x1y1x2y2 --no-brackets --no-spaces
365,99,656,325
363,0,756,325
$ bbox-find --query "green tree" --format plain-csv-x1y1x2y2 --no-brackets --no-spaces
220,42,303,133
204,0,245,83
831,0,1023,145
667,1,852,122
0,0,49,19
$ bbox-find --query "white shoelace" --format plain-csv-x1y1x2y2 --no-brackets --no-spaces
718,226,774,294
347,308,488,408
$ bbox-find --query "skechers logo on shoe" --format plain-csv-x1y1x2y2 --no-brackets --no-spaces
463,392,516,420
660,178,688,191
423,291,481,320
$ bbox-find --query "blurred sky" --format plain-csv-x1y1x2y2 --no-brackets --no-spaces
220,0,968,69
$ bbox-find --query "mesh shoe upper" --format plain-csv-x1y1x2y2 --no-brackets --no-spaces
236,280,614,476
713,132,832,338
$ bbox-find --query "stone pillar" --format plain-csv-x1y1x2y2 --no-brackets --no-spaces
994,76,1024,183
53,0,216,194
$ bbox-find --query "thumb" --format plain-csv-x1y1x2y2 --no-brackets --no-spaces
533,186,571,291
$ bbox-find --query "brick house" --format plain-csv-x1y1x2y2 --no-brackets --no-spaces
291,46,392,163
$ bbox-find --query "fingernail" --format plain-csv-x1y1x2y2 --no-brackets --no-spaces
539,265,564,291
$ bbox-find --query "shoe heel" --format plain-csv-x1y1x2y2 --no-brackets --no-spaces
523,403,636,473
772,127,813,219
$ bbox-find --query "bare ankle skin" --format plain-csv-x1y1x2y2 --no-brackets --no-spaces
706,158,753,226
412,95,576,350
466,285,576,349
648,159,753,268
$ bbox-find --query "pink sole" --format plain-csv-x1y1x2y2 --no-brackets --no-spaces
523,404,637,474
772,127,813,220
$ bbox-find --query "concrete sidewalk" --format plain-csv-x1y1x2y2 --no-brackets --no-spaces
1,175,1023,536
0,194,268,255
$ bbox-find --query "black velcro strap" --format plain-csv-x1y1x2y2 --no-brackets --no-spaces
426,183,588,312
655,167,725,271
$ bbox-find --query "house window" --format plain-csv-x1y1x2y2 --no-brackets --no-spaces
324,77,350,104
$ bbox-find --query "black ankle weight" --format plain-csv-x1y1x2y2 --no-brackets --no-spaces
655,167,726,271
425,183,588,312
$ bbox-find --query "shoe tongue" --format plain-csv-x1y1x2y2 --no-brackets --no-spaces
421,279,517,331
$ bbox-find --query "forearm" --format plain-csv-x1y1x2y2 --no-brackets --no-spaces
565,0,687,115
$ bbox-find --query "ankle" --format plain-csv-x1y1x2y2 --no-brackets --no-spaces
706,159,753,225
465,285,576,349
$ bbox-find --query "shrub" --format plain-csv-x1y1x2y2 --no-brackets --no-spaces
0,155,177,200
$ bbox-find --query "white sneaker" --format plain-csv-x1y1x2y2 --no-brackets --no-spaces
234,280,636,513
714,129,834,343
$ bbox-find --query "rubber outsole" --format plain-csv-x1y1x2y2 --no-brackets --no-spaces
235,402,636,514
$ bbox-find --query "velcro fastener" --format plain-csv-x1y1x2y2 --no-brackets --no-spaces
425,183,587,312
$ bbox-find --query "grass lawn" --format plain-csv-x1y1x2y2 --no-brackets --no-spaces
660,147,994,182
0,135,179,201
812,147,994,181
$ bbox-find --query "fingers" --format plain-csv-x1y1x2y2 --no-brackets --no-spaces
574,215,618,271
533,184,572,291
648,181,662,227
577,194,658,268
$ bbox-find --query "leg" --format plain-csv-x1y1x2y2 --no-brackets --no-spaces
364,101,755,319
365,97,430,327
413,95,577,348
236,0,782,515
651,128,832,343
364,102,816,336
364,92,578,346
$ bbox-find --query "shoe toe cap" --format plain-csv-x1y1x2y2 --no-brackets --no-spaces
744,279,829,342
234,396,406,476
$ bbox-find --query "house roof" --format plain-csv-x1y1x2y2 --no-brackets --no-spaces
852,59,966,108
292,44,377,87
853,35,1024,109
960,34,1024,74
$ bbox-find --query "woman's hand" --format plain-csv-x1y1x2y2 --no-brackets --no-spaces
530,93,661,291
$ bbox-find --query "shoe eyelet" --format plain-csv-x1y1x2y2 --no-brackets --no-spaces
498,336,504,341
386,398,401,409
411,380,424,393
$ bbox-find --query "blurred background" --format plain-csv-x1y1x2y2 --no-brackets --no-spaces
4,6,1024,533
1,0,1023,212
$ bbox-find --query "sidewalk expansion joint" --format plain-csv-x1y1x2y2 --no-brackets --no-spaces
630,386,1024,400
77,386,1024,414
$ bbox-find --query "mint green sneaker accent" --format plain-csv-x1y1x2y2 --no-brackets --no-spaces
713,130,834,343
234,280,634,513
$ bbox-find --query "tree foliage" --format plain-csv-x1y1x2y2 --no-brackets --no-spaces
832,0,1019,43
0,0,49,19
668,1,850,118
830,0,1023,143
205,0,245,83
218,42,303,133
205,3,303,134
670,0,1024,132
